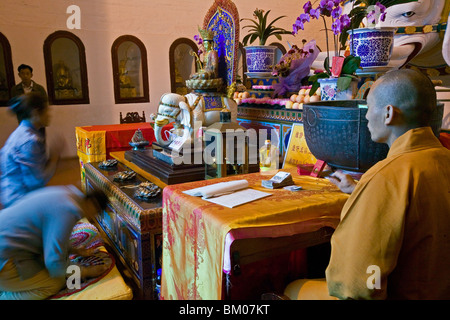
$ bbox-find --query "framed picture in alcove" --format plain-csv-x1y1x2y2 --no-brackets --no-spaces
43,30,90,105
111,35,149,104
0,32,16,106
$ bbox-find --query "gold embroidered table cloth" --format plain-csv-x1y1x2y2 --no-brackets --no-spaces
161,168,349,300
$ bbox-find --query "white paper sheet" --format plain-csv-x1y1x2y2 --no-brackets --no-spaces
183,180,249,199
204,188,272,208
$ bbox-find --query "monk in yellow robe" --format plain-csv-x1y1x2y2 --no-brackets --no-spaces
285,69,450,300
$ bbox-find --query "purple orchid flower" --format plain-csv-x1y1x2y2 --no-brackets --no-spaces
331,6,342,19
367,2,388,25
376,2,387,22
331,18,341,35
193,34,203,45
319,0,334,16
293,19,305,33
376,2,386,13
299,13,310,23
292,12,312,33
309,8,321,20
340,14,351,29
303,1,312,14
367,10,376,25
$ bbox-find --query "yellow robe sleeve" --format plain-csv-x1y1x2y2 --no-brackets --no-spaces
325,168,407,300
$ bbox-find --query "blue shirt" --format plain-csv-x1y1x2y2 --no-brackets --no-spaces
0,186,83,280
0,119,50,208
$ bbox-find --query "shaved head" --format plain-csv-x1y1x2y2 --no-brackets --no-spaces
368,69,437,127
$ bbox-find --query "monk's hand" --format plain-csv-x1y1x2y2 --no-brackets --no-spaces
326,170,357,194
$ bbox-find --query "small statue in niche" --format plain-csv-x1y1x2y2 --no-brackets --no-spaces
119,58,137,98
189,27,219,80
54,61,79,99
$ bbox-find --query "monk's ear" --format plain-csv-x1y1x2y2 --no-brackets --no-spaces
384,105,397,125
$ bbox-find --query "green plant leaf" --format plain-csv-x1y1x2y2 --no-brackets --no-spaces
309,81,321,97
308,73,330,96
266,15,288,31
324,56,331,75
242,34,252,46
341,55,361,75
241,9,291,47
337,76,352,91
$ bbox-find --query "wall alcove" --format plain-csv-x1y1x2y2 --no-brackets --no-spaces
0,32,16,106
169,38,197,95
43,30,90,105
111,35,150,104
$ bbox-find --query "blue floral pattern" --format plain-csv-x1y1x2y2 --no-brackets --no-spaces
349,29,395,68
245,46,276,73
318,78,357,101
207,8,236,86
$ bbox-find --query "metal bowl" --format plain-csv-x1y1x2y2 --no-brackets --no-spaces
129,140,149,150
302,100,444,172
303,100,388,172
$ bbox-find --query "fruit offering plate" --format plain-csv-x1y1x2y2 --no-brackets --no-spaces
237,97,290,109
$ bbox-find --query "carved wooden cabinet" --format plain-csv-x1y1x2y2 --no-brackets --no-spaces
84,162,162,299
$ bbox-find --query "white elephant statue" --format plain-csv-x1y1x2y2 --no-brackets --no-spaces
379,0,450,129
154,92,238,147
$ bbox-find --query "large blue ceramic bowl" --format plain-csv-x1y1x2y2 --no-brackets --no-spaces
245,45,277,73
303,100,444,172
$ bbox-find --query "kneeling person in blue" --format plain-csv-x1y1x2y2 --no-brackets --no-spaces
0,186,109,300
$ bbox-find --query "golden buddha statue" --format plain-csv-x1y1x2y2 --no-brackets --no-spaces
118,58,137,98
190,28,219,80
54,62,79,99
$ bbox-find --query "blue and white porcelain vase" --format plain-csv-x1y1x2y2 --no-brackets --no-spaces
245,45,277,74
318,77,359,101
347,27,396,68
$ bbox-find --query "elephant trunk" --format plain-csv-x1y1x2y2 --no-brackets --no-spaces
154,119,171,148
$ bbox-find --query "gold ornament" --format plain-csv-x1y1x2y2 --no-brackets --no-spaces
199,27,214,41
405,26,416,34
423,25,433,33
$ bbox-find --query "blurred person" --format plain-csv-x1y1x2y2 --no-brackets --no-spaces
0,92,64,208
0,186,109,300
284,69,450,300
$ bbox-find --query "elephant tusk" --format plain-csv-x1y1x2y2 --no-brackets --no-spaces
155,118,170,127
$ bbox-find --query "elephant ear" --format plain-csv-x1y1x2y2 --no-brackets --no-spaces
179,101,193,129
443,13,450,66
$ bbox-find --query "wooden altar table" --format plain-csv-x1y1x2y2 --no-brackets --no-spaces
76,122,157,163
160,167,350,300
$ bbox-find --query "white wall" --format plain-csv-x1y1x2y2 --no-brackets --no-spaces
0,0,329,158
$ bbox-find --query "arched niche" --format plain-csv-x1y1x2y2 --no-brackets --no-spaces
169,38,197,95
0,32,16,106
112,35,150,104
43,30,90,105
